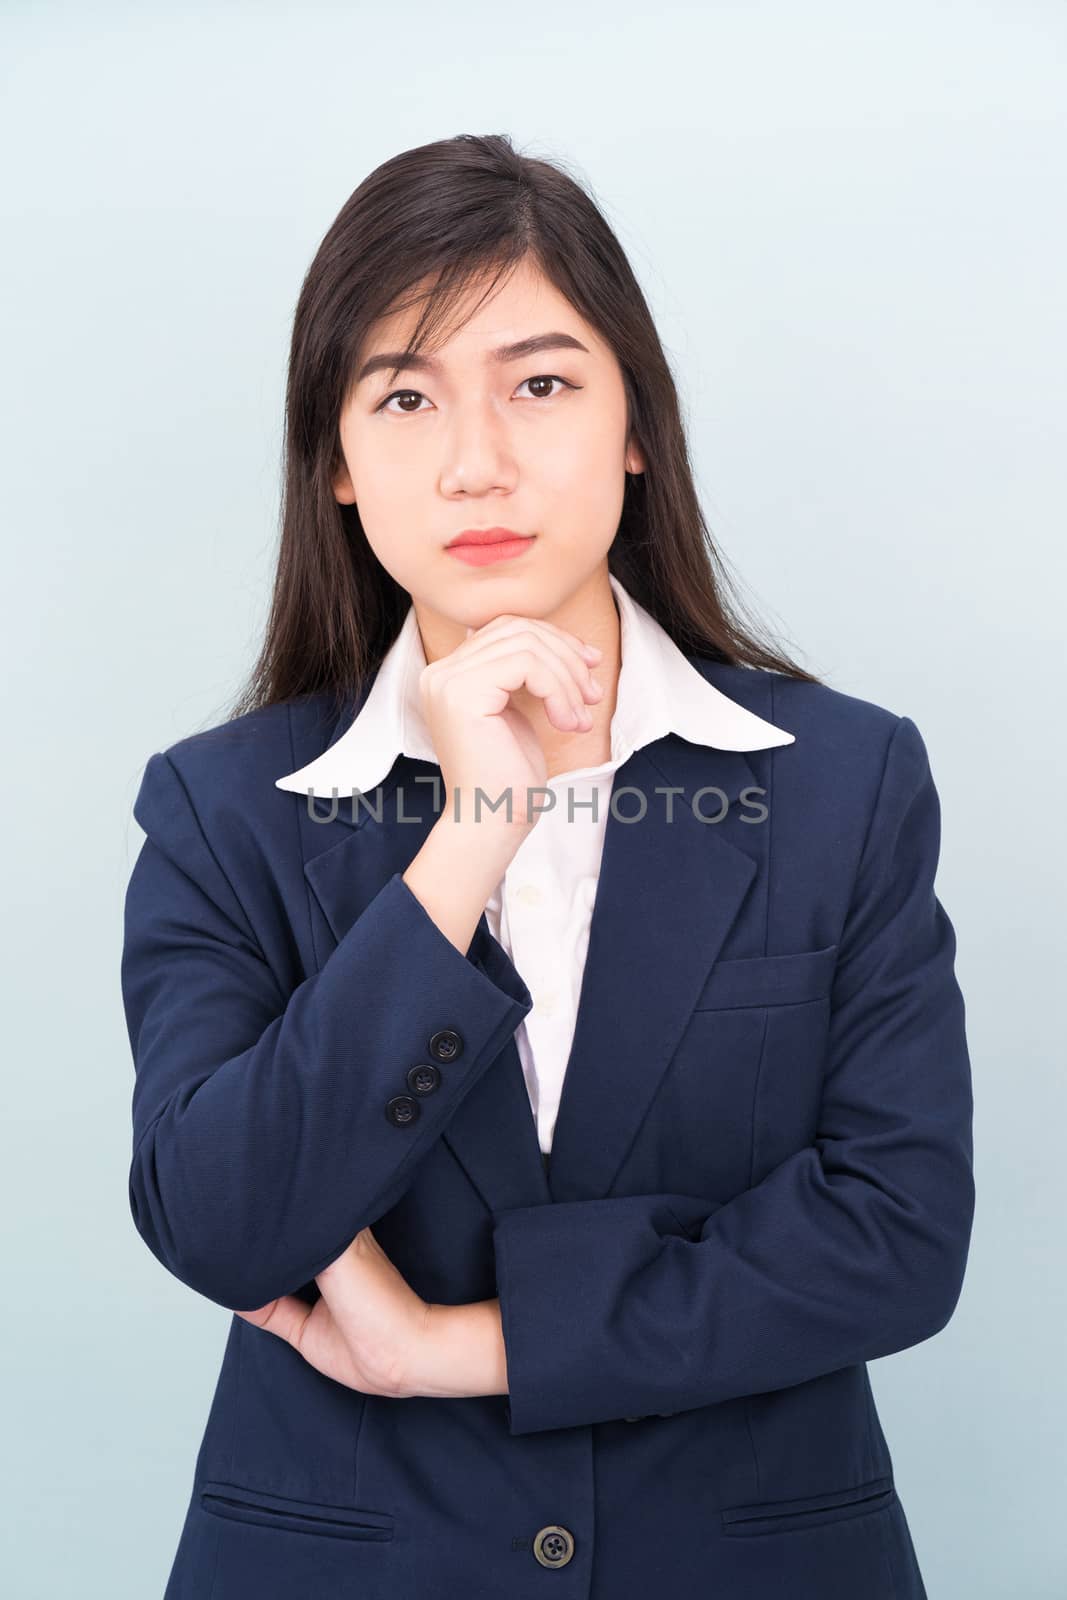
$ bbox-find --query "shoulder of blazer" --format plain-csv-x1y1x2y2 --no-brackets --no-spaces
687,658,925,881
688,657,905,765
687,665,940,960
132,692,340,849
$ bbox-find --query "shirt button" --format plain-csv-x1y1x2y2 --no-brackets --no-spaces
532,1525,575,1568
514,882,542,906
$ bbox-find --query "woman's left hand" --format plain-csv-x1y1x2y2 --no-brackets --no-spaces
232,1225,430,1398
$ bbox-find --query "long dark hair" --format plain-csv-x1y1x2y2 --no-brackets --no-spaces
228,133,819,722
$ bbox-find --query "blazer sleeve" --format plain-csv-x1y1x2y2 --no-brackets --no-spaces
121,749,533,1313
491,714,975,1437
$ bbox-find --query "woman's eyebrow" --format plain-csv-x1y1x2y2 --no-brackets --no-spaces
355,331,590,385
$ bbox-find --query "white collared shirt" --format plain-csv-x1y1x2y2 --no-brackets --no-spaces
276,573,794,1155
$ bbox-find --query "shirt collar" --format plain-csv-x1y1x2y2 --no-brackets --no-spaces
275,571,795,797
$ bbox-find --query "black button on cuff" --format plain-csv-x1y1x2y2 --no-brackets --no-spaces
428,1028,463,1062
406,1063,441,1096
385,1094,421,1127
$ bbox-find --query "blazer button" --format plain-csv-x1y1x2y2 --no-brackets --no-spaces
406,1063,441,1096
428,1028,463,1062
532,1525,575,1568
385,1094,421,1127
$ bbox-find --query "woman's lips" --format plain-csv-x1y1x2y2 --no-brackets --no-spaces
445,536,536,567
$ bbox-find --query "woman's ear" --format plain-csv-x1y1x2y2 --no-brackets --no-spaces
625,438,647,475
333,460,357,505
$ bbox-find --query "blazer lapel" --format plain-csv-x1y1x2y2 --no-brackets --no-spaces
540,735,759,1204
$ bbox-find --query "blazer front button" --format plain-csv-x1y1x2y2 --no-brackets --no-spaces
406,1063,441,1095
385,1094,421,1127
532,1525,575,1568
428,1028,463,1062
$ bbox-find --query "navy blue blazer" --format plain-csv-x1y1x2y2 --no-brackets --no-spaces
121,655,974,1600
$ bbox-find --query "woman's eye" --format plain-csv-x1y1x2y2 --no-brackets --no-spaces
375,375,578,414
376,389,428,414
514,374,576,401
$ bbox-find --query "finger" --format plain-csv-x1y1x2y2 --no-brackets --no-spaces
233,1297,314,1348
469,612,602,663
429,642,589,733
465,640,595,732
462,617,603,699
442,632,600,729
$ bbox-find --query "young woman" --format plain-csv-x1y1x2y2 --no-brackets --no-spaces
121,133,974,1600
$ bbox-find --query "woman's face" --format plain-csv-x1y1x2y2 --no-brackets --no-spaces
333,257,645,628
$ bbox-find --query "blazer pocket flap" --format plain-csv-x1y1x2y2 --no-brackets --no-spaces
693,943,839,1012
721,1474,895,1537
199,1479,395,1541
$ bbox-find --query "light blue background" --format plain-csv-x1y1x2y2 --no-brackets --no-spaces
3,3,1064,1595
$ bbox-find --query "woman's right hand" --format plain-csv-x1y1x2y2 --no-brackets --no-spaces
418,614,605,830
